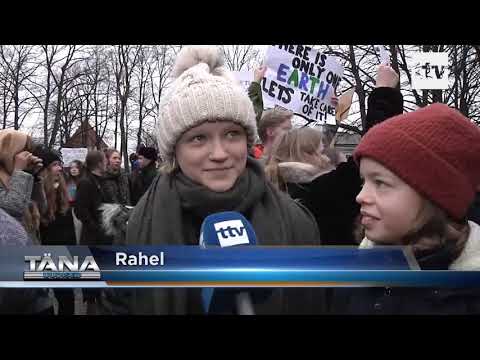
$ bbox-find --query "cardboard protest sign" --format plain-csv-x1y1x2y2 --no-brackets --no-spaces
61,148,88,166
262,45,344,126
335,87,355,123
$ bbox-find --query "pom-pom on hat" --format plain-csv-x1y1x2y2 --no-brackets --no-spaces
354,103,480,221
156,46,258,162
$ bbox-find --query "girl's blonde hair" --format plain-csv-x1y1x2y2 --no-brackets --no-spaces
265,127,333,191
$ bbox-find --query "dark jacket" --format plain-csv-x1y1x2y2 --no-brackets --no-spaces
248,81,264,125
330,221,480,315
123,160,325,315
284,87,404,245
468,192,480,225
285,160,362,245
102,169,131,205
130,162,158,206
74,172,113,245
39,208,76,246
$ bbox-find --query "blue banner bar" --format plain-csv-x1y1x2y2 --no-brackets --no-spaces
1,246,479,287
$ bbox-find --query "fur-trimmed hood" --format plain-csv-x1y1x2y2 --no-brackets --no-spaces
359,221,480,270
278,162,333,184
100,203,132,244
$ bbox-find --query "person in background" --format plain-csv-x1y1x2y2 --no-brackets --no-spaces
74,150,112,314
0,130,44,236
100,148,132,246
265,64,403,247
74,150,111,246
256,107,293,163
248,65,268,159
248,65,267,126
0,131,54,314
129,152,140,173
34,146,76,316
65,160,84,205
130,146,159,206
65,160,84,244
0,207,54,314
102,148,131,206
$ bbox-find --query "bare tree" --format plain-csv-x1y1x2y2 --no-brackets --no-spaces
221,45,262,71
132,45,156,149
112,45,141,170
0,45,40,129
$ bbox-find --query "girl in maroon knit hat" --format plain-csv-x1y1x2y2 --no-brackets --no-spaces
331,102,480,315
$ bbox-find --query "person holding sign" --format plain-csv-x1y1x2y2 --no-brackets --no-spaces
266,64,403,247
248,65,267,125
124,45,321,315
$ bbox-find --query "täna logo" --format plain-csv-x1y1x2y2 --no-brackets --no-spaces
24,253,101,280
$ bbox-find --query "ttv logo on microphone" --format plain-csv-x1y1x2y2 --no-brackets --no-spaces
214,220,250,247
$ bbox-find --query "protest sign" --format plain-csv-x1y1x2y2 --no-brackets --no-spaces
232,70,276,109
262,45,344,126
232,70,254,93
375,45,391,66
61,148,88,166
335,87,355,123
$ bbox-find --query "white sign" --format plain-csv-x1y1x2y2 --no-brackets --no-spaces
232,70,254,83
232,70,255,94
375,45,390,66
61,148,88,166
263,45,344,127
411,52,449,90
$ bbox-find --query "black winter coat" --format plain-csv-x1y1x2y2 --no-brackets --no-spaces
468,192,480,225
286,87,404,245
329,226,480,315
39,208,76,246
74,172,113,245
330,287,480,314
130,163,158,206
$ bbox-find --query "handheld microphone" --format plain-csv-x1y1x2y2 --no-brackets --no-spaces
199,211,258,315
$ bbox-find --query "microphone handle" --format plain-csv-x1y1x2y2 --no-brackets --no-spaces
235,292,255,315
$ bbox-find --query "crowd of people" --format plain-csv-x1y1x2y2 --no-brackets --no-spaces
1,45,480,315
0,131,160,314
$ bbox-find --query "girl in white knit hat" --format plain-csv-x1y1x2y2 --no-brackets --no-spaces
124,46,322,315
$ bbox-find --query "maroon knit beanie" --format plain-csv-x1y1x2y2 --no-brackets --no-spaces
354,103,480,222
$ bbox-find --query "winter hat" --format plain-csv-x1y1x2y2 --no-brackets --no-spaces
156,46,258,162
0,129,30,187
32,145,62,169
138,146,158,161
354,103,480,221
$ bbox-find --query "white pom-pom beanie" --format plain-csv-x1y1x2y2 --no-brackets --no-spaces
156,46,258,163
